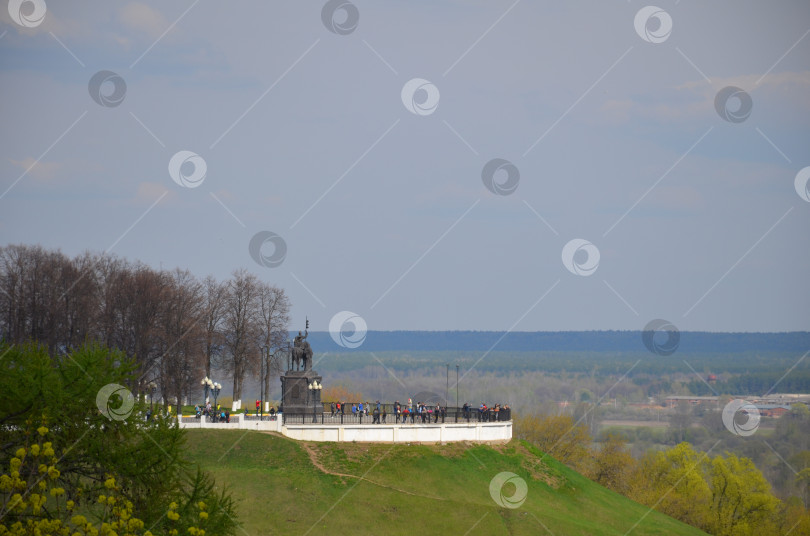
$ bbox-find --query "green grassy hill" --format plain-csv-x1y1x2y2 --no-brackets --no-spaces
184,430,707,536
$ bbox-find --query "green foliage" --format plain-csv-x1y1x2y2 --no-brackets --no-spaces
0,342,239,535
522,402,801,536
315,348,810,378
706,453,780,535
626,442,794,536
0,423,215,536
514,413,591,470
304,331,810,355
688,371,810,396
633,443,713,528
588,434,636,496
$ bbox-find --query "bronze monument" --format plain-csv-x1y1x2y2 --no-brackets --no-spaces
280,318,323,416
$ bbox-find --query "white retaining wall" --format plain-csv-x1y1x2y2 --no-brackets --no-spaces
178,415,511,443
179,415,281,432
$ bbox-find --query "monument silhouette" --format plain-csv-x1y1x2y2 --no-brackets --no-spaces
280,318,323,416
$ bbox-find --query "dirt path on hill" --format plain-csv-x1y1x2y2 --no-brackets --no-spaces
299,442,449,501
300,442,357,478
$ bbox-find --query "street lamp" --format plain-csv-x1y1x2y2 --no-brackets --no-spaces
212,382,221,412
445,364,449,408
455,364,459,422
201,376,211,406
260,346,267,419
308,380,322,423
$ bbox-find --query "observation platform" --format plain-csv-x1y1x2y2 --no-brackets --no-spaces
179,410,512,444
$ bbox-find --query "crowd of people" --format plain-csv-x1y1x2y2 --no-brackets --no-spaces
461,402,510,422
195,402,230,423
325,399,511,424
184,400,509,424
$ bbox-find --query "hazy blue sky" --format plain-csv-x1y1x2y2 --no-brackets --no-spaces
2,1,808,333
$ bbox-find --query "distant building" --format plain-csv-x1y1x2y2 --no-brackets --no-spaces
755,404,791,418
664,396,720,408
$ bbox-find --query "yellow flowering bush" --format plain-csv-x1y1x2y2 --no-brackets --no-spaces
0,422,210,536
1,345,238,535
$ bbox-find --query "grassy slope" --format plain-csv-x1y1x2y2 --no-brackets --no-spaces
184,430,707,536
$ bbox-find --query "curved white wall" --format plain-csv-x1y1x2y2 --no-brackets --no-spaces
179,415,512,443
282,422,512,443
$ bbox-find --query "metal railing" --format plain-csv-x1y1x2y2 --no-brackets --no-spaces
282,404,511,425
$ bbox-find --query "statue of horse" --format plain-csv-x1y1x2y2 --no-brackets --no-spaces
291,344,313,371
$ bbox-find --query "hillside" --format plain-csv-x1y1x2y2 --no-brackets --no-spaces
184,430,707,536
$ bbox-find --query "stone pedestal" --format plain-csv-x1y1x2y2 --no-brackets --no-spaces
280,370,323,414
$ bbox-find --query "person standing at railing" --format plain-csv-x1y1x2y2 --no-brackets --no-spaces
394,401,400,423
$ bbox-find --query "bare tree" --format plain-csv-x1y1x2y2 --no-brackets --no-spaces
0,244,294,408
201,275,227,378
103,263,166,389
57,250,98,352
0,245,29,344
93,253,128,351
158,269,204,410
220,269,261,401
257,282,291,400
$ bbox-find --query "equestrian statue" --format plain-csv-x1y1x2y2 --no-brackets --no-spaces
290,323,313,371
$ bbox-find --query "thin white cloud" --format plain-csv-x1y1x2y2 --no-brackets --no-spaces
8,157,63,181
599,71,810,124
119,2,170,40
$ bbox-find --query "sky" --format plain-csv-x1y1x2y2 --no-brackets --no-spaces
1,1,809,334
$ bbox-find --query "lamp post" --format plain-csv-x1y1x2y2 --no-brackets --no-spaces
212,382,221,412
201,376,211,406
308,380,322,423
445,363,449,408
260,346,266,419
455,364,459,422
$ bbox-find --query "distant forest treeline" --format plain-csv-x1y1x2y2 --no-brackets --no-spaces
297,330,810,354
